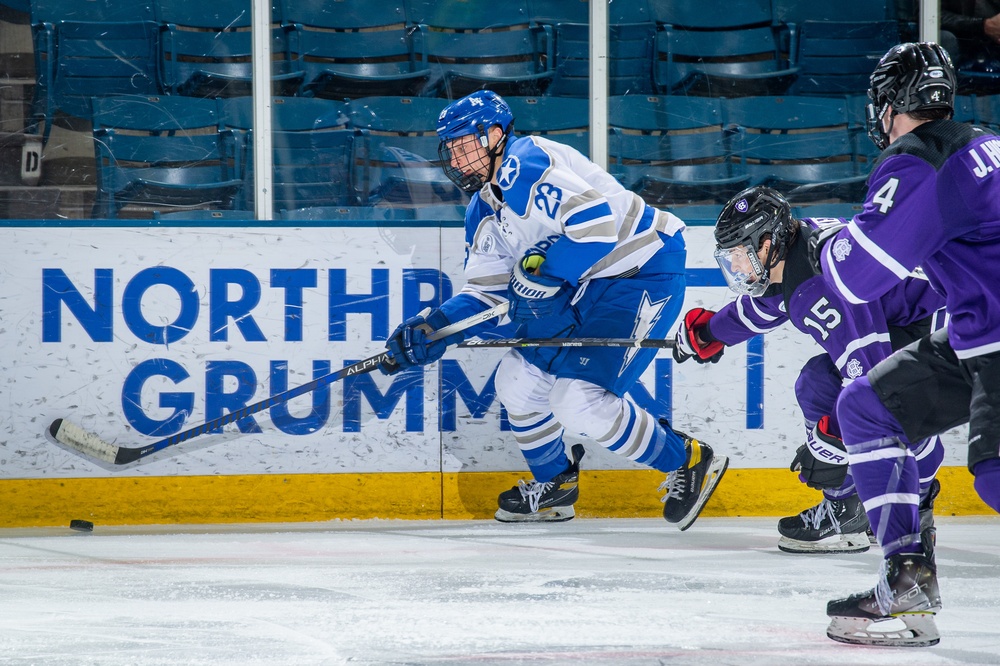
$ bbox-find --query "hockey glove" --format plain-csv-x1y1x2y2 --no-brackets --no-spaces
789,415,850,490
382,308,463,375
672,308,725,364
507,250,573,323
806,223,846,275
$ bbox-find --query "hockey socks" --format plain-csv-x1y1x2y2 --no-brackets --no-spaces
972,458,1000,513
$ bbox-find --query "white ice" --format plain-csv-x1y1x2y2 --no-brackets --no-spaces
0,517,998,666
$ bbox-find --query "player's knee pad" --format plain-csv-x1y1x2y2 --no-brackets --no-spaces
548,378,622,440
494,352,556,416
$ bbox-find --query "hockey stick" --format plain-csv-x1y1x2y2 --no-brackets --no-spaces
49,302,509,465
459,337,676,349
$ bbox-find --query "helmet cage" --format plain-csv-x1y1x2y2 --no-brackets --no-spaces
436,91,515,192
438,124,511,193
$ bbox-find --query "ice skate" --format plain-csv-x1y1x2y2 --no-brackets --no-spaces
826,551,941,647
495,444,584,523
659,424,728,531
919,478,941,566
777,495,871,554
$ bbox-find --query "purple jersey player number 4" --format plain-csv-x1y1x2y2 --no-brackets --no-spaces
809,42,1000,648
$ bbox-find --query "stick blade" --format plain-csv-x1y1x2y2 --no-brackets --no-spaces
49,419,120,465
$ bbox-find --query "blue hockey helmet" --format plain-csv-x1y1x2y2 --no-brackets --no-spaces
866,42,956,150
437,90,515,192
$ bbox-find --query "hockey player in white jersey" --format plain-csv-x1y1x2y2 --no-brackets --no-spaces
380,90,728,528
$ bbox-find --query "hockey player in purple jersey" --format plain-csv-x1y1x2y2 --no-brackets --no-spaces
808,42,1000,647
380,90,728,528
673,186,946,555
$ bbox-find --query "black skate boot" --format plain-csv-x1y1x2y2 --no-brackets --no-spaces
495,444,585,523
777,495,871,554
659,421,728,531
826,550,941,647
919,478,941,567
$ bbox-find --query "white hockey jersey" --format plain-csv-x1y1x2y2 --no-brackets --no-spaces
439,135,685,328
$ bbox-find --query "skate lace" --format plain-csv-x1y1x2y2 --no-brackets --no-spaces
874,558,894,616
801,498,840,532
657,471,685,503
518,479,554,513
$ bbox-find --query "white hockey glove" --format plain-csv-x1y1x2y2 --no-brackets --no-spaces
672,308,725,364
789,415,850,490
507,250,572,323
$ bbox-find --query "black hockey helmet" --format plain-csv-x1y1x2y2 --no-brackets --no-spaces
867,42,956,150
713,186,796,297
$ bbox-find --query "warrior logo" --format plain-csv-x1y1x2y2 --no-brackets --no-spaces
832,238,852,262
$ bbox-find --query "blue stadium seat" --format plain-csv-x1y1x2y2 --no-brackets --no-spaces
91,94,242,218
405,0,553,99
505,96,590,156
549,21,655,97
788,21,899,96
791,202,864,220
649,0,771,29
152,209,255,220
773,0,896,23
405,0,533,28
155,0,303,98
347,96,467,206
655,26,799,97
527,0,590,24
726,95,867,203
29,0,159,143
974,93,1000,130
530,2,654,97
281,0,430,99
279,205,413,221
221,96,363,213
608,95,749,206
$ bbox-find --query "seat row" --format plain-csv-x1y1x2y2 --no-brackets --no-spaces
99,92,1000,218
27,0,926,148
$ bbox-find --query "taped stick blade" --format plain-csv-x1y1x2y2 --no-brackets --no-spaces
49,419,120,465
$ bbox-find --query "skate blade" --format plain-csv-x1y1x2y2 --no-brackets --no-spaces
826,612,940,647
676,455,729,532
777,533,871,554
494,506,575,523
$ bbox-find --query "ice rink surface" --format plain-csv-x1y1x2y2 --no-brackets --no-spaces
0,516,998,666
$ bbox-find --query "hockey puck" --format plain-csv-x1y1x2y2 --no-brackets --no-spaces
69,519,94,532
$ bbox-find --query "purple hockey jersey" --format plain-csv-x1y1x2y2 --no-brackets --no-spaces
706,219,945,382
818,120,1000,359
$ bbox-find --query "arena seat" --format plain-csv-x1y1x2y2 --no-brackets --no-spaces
91,94,242,218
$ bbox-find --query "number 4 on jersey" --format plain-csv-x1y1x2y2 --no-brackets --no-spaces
872,177,899,214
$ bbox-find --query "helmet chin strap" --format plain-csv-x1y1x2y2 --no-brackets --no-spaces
883,106,896,143
482,127,510,186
